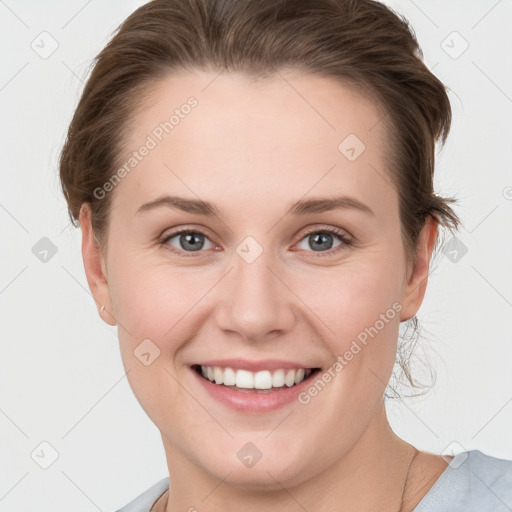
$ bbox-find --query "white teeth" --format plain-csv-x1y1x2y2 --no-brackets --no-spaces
294,368,305,384
235,369,254,389
213,366,224,385
284,369,295,387
254,370,272,389
198,365,313,389
272,369,285,387
223,367,236,386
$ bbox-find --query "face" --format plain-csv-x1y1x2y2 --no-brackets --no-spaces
82,69,435,490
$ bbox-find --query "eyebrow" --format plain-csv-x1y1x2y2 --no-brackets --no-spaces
136,194,375,217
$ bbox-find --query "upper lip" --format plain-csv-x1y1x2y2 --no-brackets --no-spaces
193,358,320,372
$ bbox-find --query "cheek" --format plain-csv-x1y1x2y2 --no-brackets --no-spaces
107,258,205,423
108,253,211,343
299,261,402,341
293,257,403,401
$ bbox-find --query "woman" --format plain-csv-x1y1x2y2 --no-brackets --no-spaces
59,0,512,510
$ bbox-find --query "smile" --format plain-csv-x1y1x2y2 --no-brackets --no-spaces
201,364,317,388
192,364,321,394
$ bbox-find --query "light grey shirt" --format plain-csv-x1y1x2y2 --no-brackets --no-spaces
114,450,512,511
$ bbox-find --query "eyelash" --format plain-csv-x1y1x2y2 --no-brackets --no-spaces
159,226,353,258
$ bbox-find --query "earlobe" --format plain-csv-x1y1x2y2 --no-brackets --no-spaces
79,203,117,326
399,216,439,322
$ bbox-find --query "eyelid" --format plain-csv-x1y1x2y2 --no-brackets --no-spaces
297,225,352,242
159,225,216,242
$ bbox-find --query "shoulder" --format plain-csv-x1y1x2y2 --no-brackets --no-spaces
113,477,169,512
413,450,512,512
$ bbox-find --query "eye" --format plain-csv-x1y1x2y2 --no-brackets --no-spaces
161,229,215,254
160,226,352,257
294,227,352,254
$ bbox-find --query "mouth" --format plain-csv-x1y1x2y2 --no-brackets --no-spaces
191,364,322,394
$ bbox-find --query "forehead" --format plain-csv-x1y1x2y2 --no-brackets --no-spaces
113,69,396,219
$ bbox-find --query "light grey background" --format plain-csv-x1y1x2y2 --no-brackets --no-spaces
1,0,511,511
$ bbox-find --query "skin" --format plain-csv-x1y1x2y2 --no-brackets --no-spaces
80,69,451,512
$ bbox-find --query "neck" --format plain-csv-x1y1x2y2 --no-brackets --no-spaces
160,404,417,512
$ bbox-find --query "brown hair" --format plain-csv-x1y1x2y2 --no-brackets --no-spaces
59,0,460,395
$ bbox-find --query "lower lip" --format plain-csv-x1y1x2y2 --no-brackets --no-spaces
191,367,319,413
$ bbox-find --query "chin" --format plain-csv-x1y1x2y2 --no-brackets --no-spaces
198,444,319,491
217,466,311,492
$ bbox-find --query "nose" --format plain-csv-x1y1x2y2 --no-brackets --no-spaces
214,247,296,343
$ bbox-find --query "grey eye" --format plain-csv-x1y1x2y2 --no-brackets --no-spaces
296,231,343,252
165,231,214,252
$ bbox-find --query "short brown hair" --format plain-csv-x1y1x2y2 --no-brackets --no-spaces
59,0,460,394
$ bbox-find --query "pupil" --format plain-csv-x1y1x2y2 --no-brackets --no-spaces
310,233,333,251
181,233,204,251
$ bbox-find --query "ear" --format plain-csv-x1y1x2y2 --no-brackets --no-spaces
399,215,439,322
79,203,116,326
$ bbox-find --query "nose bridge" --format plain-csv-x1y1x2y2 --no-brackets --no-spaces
216,238,295,341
